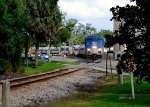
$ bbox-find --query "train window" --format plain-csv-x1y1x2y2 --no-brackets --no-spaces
86,38,101,41
92,42,97,45
95,38,101,41
86,38,94,41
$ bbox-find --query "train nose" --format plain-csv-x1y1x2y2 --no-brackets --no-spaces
92,46,97,49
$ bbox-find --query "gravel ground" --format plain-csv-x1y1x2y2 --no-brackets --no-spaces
10,68,105,107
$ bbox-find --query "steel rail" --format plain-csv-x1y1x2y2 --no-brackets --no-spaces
0,63,96,88
9,68,79,87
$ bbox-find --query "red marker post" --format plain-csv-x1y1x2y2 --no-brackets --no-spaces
130,62,133,73
129,61,135,99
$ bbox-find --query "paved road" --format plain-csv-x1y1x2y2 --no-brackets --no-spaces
50,56,117,68
50,56,84,62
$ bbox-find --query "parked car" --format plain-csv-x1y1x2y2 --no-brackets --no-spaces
40,53,49,61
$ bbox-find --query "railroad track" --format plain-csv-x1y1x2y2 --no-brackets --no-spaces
0,63,95,88
9,68,80,87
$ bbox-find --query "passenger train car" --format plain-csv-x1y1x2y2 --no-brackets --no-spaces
79,35,104,60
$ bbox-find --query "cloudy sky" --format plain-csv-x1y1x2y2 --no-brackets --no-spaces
58,0,135,31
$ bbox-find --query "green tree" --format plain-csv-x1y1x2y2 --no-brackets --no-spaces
73,23,85,35
97,29,113,47
0,0,26,73
52,18,78,46
26,0,62,67
85,23,96,34
73,23,97,35
52,18,97,47
23,33,33,60
98,29,113,37
67,34,85,46
110,0,150,82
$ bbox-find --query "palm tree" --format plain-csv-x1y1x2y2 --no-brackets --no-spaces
26,0,62,67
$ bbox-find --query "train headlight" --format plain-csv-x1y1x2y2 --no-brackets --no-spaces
92,46,97,49
87,48,90,51
98,48,102,51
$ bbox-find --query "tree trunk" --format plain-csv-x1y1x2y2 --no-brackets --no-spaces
35,41,39,68
25,37,30,64
25,43,29,60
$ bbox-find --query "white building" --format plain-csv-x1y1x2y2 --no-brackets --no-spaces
113,20,126,59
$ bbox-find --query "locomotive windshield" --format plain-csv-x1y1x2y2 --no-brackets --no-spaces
86,38,94,41
86,38,101,41
85,37,104,48
95,38,101,41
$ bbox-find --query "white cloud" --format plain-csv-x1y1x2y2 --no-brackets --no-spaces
59,0,109,19
58,0,135,30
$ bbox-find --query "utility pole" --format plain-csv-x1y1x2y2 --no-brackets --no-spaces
106,52,108,76
48,38,51,62
109,56,113,79
108,48,113,79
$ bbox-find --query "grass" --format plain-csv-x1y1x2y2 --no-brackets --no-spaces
23,60,78,75
44,75,150,107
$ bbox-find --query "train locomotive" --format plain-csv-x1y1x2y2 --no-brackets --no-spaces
79,35,104,60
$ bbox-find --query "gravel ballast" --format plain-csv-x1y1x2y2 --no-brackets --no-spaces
10,68,105,107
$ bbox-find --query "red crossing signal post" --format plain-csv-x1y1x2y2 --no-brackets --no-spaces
129,61,135,99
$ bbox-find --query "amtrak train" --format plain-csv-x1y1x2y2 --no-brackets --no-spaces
79,35,104,60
